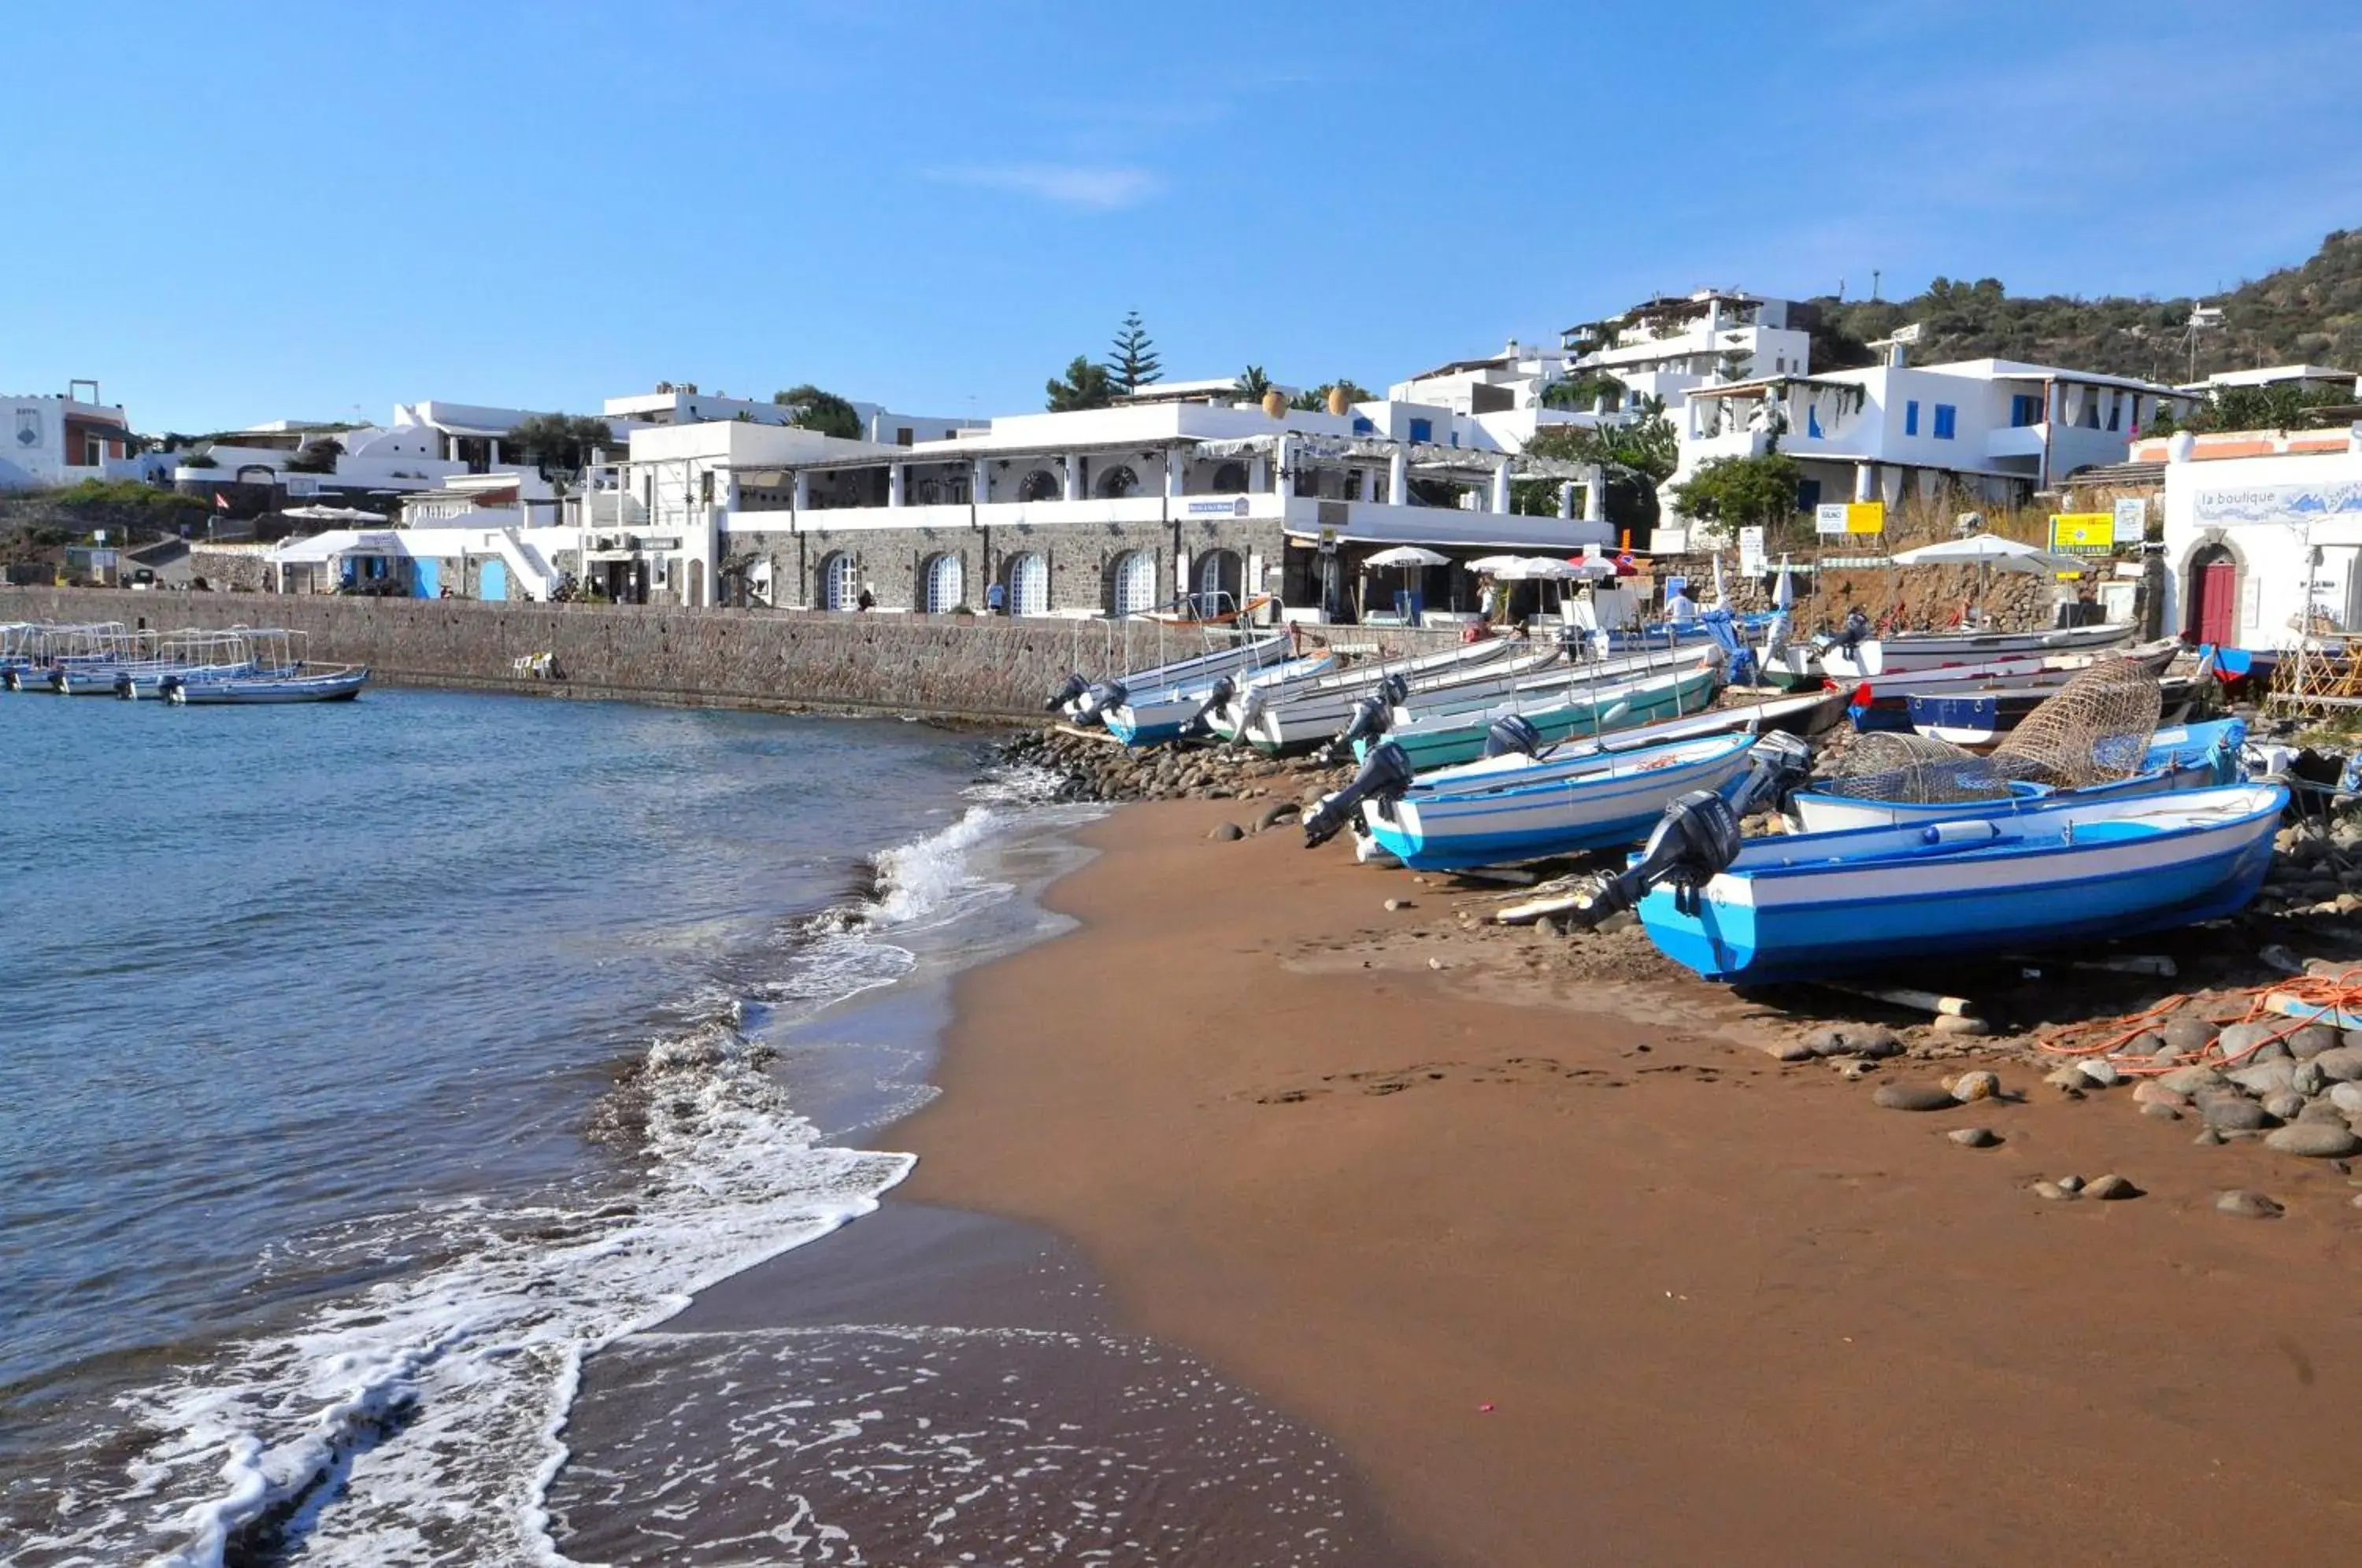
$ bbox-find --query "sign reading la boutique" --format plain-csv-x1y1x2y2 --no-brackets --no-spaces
2192,479,2362,526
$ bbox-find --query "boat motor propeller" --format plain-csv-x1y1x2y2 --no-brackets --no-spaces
1046,673,1087,713
1564,789,1743,929
1180,675,1236,738
1322,673,1409,761
1485,714,1544,760
1726,730,1815,819
1302,741,1415,849
1072,679,1126,728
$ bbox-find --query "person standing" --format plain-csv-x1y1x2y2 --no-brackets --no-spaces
987,579,1007,616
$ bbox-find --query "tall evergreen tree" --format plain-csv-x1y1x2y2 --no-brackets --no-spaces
1046,356,1115,412
1108,311,1162,394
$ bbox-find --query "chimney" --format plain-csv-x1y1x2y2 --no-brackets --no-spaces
1887,340,1907,369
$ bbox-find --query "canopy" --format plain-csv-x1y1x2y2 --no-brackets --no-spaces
1363,545,1450,568
1889,535,2082,575
281,505,387,522
1468,555,1585,582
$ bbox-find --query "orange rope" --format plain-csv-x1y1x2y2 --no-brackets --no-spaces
2034,967,2362,1075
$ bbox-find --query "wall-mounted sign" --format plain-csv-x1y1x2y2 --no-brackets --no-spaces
1186,497,1250,517
2049,513,2116,553
1816,501,1884,535
2112,495,2148,537
1737,526,1766,575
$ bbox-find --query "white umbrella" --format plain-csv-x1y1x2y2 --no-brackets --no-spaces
1364,545,1449,568
1464,554,1523,575
1710,553,1728,606
1888,535,2079,575
1773,557,1794,610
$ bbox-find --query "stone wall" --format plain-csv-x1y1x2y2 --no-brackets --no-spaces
0,586,1467,722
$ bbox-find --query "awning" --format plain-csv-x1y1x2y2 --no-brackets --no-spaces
1283,513,1616,553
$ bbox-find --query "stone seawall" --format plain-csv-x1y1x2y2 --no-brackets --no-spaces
0,588,1468,722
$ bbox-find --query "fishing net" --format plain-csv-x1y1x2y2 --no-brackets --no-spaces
1823,732,2014,804
1990,658,2160,789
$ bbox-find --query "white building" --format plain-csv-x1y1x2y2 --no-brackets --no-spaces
2178,364,2361,398
2,381,142,490
602,384,982,447
1670,354,2195,525
2152,423,2362,651
1563,291,1815,412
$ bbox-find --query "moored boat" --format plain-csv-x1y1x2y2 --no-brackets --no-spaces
164,665,370,704
1354,656,1723,772
1399,687,1849,797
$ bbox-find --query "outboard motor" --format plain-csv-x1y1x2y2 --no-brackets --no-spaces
1564,789,1743,928
113,672,138,700
1072,679,1126,729
1046,672,1087,714
1727,730,1815,819
1302,741,1415,849
1319,674,1410,763
1179,675,1235,738
1484,713,1545,760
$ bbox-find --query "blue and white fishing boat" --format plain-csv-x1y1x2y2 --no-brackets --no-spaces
1787,719,2247,833
1103,651,1334,745
164,664,369,704
1397,688,1848,797
1220,637,1548,753
1048,633,1291,728
1605,783,2284,982
1354,733,1762,870
1353,651,1723,771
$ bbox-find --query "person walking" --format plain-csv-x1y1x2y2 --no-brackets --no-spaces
987,579,1007,616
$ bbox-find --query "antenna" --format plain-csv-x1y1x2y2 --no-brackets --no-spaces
1871,270,1881,302
2181,303,2223,384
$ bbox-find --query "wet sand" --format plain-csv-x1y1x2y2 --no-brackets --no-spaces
897,799,2362,1566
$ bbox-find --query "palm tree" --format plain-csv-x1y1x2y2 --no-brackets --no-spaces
1235,364,1273,400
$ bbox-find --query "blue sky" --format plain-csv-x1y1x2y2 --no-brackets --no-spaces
8,0,2357,433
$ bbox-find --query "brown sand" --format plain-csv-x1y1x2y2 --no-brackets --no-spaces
902,799,2362,1566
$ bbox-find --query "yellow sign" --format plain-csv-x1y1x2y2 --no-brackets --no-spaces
2049,513,2116,553
1843,501,1884,535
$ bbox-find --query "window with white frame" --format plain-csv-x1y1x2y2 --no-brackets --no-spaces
923,552,964,613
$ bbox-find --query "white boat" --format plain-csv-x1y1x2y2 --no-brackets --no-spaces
1216,636,1542,753
1820,621,2136,679
1050,634,1290,727
1103,653,1333,745
165,665,369,704
1403,688,1850,796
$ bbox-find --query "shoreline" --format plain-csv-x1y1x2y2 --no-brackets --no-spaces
890,796,2362,1566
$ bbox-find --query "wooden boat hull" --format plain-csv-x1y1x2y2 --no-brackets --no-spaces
1639,784,2285,982
1366,734,1759,870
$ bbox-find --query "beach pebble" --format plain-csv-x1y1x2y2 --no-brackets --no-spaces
2216,1021,2281,1061
2291,1060,2327,1097
1950,1070,2001,1104
2227,1060,2297,1096
2159,1065,2227,1096
2288,1024,2340,1060
1874,1082,1958,1112
1209,821,1245,841
1595,910,1638,934
1931,1014,1990,1036
2126,1030,2170,1060
1427,956,1446,971
2042,1065,2087,1096
2297,1094,2351,1123
2330,1082,2362,1114
1765,1038,1817,1063
2078,1059,2122,1088
2263,1089,2308,1122
2160,1015,2218,1057
1948,1126,2001,1148
2132,1081,2188,1108
2031,1179,2074,1201
2200,1095,2272,1132
2194,1126,2226,1146
1383,897,1410,912
2216,1188,2285,1219
1255,801,1301,830
2086,1173,2141,1200
2264,1122,2361,1158
1805,1024,1901,1060
2057,1174,2085,1193
2141,1101,2182,1121
2313,1047,2362,1082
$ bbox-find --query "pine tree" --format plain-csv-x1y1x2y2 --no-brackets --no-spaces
1108,311,1162,395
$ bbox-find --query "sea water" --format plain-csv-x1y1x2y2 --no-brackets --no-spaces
0,686,1087,1564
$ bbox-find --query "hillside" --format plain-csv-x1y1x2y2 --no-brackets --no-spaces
1802,228,2362,385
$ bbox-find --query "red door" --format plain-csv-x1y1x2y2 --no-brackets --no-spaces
2196,560,2235,646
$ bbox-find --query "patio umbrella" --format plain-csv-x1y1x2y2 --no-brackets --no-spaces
1711,553,1728,606
1773,557,1795,611
1888,535,2081,575
1464,554,1524,575
1364,545,1449,568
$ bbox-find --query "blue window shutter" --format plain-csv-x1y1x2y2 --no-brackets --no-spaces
1934,404,1957,440
1409,418,1431,443
1905,400,1919,436
1807,404,1823,439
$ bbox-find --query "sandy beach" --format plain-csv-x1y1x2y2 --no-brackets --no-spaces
892,797,2362,1566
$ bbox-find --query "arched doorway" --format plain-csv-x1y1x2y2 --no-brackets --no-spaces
1107,549,1157,617
1194,549,1243,615
1003,552,1048,616
922,551,964,614
2185,543,2238,645
1096,464,1139,499
819,551,860,611
1018,468,1061,502
1211,461,1249,494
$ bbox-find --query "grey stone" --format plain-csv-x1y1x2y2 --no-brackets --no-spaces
2227,1060,2297,1097
1950,1069,2001,1104
2086,1174,2141,1200
2297,1094,2351,1123
2194,1126,2226,1146
2264,1122,2362,1158
2291,1060,2327,1097
1255,801,1301,830
1766,1039,1817,1063
1383,897,1410,912
2031,1179,2075,1201
1209,821,1245,841
2251,1040,2293,1064
2216,1020,2281,1060
2160,1015,2218,1057
2215,1188,2285,1219
2257,944,2305,975
2158,1065,2227,1096
2132,1081,2187,1108
2313,1046,2362,1082
2288,1025,2341,1060
2057,1174,2086,1193
2078,1059,2122,1088
2200,1095,2272,1132
1931,1014,1990,1036
2331,1082,2362,1115
1948,1126,2001,1148
2263,1090,2308,1122
1873,1082,1958,1112
2127,1030,2170,1060
2141,1101,2182,1121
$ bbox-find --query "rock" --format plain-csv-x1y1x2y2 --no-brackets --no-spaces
2194,1126,2225,1146
2215,1188,2284,1219
2159,1065,2227,1096
2086,1174,2141,1200
2252,1040,2293,1063
1209,822,1245,841
1950,1070,2001,1104
2141,1101,2182,1121
1535,916,1564,937
2257,944,2305,976
2200,1095,2273,1132
1805,1024,1903,1060
1948,1126,2001,1148
2031,1179,2075,1201
2288,1025,2340,1060
2264,1122,2362,1158
2160,1014,2218,1058
2125,1030,2170,1060
2057,1174,2085,1193
1595,910,1638,934
2331,1082,2362,1114
1383,897,1410,912
1766,1039,1817,1063
1427,956,1446,971
2298,1094,2351,1123
1931,1014,1990,1036
2263,1089,2307,1122
2043,1066,2088,1097
2132,1081,2188,1108
2291,1060,2327,1097
2313,1047,2362,1082
2216,1020,2280,1060
2079,1059,2122,1088
1873,1082,1958,1112
2227,1060,2297,1096
1255,801,1301,831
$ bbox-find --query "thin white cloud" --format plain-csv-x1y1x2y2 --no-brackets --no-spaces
926,162,1162,211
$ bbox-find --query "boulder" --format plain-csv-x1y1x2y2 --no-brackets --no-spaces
2158,1064,2227,1096
2216,1020,2281,1060
2215,1189,2284,1219
2264,1122,2361,1158
2226,1060,2297,1097
2160,1014,2219,1058
2287,1024,2341,1060
2198,1095,2271,1132
2312,1047,2362,1082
